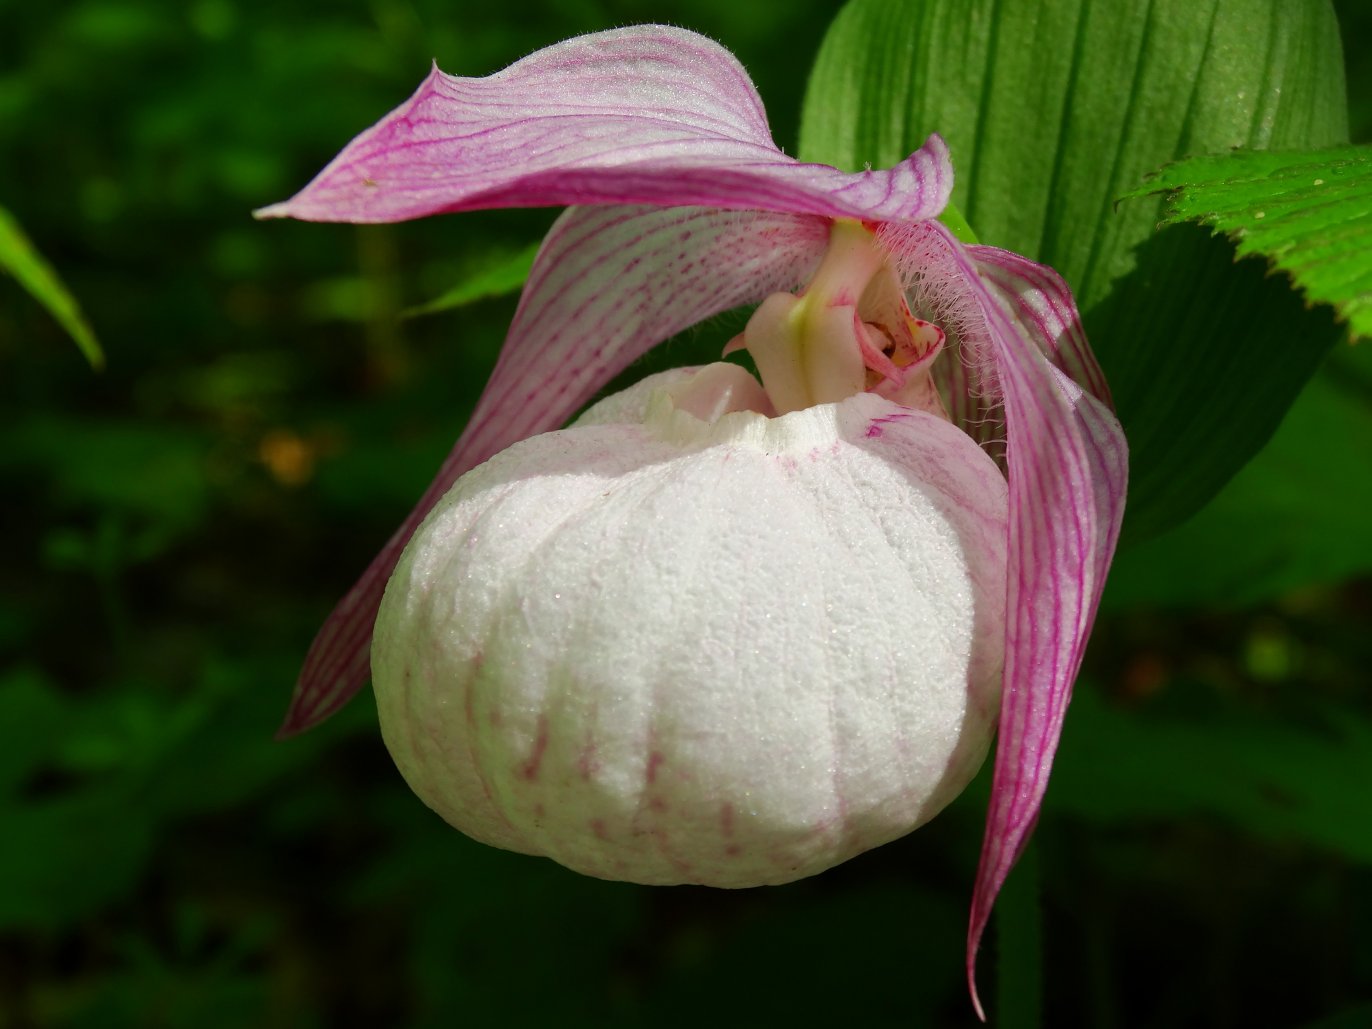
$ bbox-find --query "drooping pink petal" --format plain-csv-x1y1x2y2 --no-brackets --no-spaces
970,247,1114,408
254,26,952,226
280,204,830,735
880,222,1127,1018
964,242,1126,1017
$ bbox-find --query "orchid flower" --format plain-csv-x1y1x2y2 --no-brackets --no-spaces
258,25,1127,1014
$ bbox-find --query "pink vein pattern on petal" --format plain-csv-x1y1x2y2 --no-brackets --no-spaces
960,230,1126,1018
279,204,830,736
254,26,952,226
883,222,1127,1017
968,246,1114,408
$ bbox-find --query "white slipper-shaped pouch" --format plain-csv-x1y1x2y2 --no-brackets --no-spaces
373,363,1008,886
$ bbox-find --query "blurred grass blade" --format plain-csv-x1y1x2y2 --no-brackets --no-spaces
403,242,539,318
1123,146,1372,342
0,204,104,369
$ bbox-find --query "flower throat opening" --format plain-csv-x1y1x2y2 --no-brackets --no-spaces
727,219,949,419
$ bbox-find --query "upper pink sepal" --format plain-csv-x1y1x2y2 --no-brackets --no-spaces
254,26,952,225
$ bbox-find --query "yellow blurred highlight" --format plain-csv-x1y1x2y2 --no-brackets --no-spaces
258,429,316,486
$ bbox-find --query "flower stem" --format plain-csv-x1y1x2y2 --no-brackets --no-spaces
994,839,1043,1029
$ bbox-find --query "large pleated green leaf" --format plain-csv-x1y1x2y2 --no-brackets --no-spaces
800,0,1348,537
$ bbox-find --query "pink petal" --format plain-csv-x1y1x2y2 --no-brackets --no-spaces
963,242,1126,1017
255,26,951,225
968,246,1114,408
878,224,1004,456
880,222,1127,1017
280,204,830,735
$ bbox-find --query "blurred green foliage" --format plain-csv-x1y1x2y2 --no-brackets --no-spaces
1,1,1370,1027
0,205,103,368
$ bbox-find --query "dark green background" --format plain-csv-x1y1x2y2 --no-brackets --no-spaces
2,1,1370,1026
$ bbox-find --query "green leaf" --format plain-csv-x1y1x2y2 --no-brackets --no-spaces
800,0,1348,537
0,204,104,369
3,418,211,535
1104,337,1372,610
402,241,540,318
1048,686,1372,865
1122,145,1372,342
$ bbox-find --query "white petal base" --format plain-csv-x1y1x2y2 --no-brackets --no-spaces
372,365,1009,887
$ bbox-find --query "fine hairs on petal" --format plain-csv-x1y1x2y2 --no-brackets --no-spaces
878,221,1006,458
